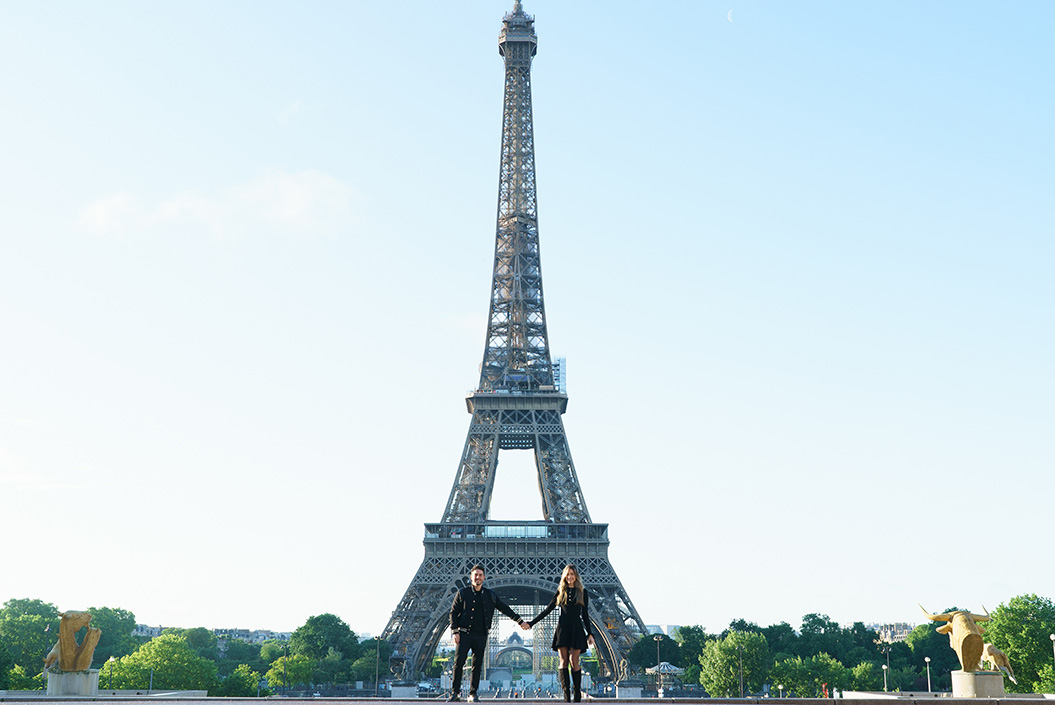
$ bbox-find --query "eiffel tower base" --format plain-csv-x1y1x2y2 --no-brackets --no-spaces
382,523,645,681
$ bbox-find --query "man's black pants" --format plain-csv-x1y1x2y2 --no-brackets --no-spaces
452,632,488,695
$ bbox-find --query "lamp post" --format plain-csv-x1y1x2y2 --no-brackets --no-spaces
777,684,784,698
924,657,931,692
1050,634,1055,671
375,637,382,698
653,634,664,692
882,664,889,692
737,644,745,698
107,656,115,690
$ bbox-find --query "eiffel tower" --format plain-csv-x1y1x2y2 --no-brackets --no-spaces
382,1,646,680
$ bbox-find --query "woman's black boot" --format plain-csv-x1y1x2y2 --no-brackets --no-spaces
572,669,582,702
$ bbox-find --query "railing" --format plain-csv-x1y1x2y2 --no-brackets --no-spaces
424,522,607,541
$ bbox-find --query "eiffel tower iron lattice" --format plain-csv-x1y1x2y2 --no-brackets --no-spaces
382,2,647,681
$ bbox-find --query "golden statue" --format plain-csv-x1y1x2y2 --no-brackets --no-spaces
43,611,102,672
919,605,990,672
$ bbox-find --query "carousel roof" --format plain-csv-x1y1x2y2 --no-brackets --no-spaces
645,661,684,675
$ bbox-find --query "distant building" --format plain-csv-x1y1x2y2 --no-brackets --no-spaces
133,624,163,639
553,357,567,393
216,628,292,644
868,622,916,643
645,625,683,638
134,623,291,644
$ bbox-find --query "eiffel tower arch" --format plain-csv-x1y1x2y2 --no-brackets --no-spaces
382,2,647,680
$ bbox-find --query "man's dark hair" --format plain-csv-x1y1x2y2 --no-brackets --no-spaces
470,564,485,574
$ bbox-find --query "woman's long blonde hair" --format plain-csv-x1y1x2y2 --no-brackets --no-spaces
556,564,585,606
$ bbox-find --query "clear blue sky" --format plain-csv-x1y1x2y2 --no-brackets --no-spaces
2,1,1052,638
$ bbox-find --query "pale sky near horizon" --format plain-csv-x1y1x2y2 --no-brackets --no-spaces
2,1,1053,641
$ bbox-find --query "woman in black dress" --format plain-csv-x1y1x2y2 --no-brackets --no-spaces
528,564,595,702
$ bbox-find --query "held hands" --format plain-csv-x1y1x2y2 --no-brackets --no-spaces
520,621,532,631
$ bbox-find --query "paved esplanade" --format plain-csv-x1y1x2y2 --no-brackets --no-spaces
381,0,646,684
5,698,1053,704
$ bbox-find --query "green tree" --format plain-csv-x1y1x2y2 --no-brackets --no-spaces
797,614,844,661
850,661,881,691
627,633,681,670
699,631,771,697
290,614,360,662
761,622,798,660
905,620,958,691
1034,664,1055,695
314,647,348,685
162,627,218,661
6,664,41,690
981,594,1055,693
675,626,709,686
107,633,218,691
720,619,761,639
0,599,60,621
0,641,13,689
349,639,393,685
218,638,265,678
260,640,287,665
888,665,919,692
86,606,138,667
266,653,315,690
771,653,847,698
840,622,880,667
0,613,58,674
215,663,265,697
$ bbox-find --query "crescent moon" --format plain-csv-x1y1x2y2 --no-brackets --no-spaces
727,9,733,22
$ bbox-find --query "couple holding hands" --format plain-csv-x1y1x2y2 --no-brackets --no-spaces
449,564,593,702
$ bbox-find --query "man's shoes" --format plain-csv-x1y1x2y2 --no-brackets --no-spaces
467,694,477,702
448,695,461,702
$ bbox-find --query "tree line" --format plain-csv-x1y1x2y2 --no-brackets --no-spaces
0,599,391,696
626,594,1055,697
4,594,1054,697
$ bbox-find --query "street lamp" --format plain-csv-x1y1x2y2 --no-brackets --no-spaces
882,664,888,692
1050,634,1055,671
107,656,116,690
777,684,784,698
375,637,382,698
737,644,745,698
653,634,664,692
924,657,931,693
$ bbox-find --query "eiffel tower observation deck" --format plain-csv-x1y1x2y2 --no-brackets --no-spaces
382,1,647,680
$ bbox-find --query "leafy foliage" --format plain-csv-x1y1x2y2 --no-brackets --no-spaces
981,594,1055,693
771,653,848,697
904,620,958,691
86,606,139,667
699,630,771,696
218,638,266,678
162,627,218,661
107,633,218,691
215,663,266,696
290,614,361,662
265,653,316,690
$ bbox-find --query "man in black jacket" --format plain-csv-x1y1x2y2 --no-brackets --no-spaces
449,564,529,701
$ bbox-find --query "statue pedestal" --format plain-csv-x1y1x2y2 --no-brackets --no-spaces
390,684,418,699
46,669,100,696
951,670,1004,698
